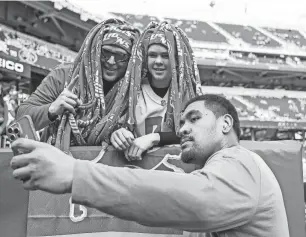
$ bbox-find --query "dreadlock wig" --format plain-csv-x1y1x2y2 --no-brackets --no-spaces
48,18,140,152
125,21,203,135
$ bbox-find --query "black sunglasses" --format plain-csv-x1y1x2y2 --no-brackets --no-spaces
101,48,130,63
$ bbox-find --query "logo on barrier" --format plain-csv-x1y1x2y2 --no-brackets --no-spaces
69,197,87,222
150,153,185,173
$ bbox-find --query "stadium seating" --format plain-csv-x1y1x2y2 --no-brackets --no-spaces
164,18,229,43
202,86,306,130
216,23,281,47
111,12,306,71
112,12,306,51
233,95,306,121
264,27,306,50
111,13,159,31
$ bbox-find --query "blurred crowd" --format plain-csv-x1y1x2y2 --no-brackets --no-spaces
0,84,29,148
3,85,306,147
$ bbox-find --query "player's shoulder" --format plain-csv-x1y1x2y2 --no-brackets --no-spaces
208,145,261,167
223,145,258,157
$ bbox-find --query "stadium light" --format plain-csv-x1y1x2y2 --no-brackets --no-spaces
209,1,216,8
80,12,89,22
54,2,64,11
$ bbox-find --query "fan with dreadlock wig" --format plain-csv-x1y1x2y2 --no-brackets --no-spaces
123,21,203,136
46,18,140,152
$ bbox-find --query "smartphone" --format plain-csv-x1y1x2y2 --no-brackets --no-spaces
7,115,39,142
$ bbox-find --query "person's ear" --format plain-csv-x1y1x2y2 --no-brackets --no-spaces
222,114,233,134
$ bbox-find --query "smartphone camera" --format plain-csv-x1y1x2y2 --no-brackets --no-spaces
7,123,21,142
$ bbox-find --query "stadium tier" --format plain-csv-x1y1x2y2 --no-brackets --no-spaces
112,13,306,72
216,23,281,47
265,27,306,50
202,86,306,130
112,12,306,49
163,17,229,44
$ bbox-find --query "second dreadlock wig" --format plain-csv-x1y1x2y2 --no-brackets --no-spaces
125,21,203,135
48,18,140,151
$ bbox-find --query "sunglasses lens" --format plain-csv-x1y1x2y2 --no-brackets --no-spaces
102,49,129,63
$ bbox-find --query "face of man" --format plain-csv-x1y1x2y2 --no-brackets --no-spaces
101,45,130,82
147,44,172,88
179,101,224,166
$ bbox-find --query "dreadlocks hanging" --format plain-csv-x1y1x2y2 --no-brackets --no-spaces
47,18,140,152
125,21,203,135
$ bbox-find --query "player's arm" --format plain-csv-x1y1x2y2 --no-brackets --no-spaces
72,155,259,232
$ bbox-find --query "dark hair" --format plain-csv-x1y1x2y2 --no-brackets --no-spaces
182,94,241,139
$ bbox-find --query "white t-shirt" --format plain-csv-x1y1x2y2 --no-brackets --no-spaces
134,84,172,136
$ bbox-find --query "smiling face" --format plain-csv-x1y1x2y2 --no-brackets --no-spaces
147,44,172,88
101,45,130,82
179,100,224,166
